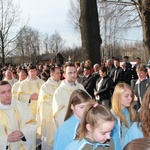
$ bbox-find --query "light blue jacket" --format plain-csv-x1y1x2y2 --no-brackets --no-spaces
53,115,80,150
123,122,143,148
111,108,131,150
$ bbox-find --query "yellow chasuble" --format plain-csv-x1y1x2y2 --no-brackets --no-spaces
49,80,85,146
3,78,18,86
18,77,45,118
12,81,21,100
36,78,61,147
0,100,37,150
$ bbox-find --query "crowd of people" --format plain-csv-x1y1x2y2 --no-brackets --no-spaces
0,55,150,150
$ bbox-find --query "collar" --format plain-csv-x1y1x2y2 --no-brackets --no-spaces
64,80,77,86
0,101,13,109
27,76,39,81
85,75,90,78
49,77,60,84
84,138,110,149
136,78,148,84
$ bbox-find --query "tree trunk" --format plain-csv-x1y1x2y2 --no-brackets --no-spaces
139,0,150,60
0,31,5,64
79,0,102,65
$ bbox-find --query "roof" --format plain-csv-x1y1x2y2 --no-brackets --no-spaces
38,53,64,61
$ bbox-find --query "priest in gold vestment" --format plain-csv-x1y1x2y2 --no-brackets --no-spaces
18,65,45,118
36,66,61,150
51,63,86,147
0,81,37,150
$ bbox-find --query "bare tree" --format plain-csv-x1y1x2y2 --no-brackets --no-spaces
68,0,80,31
49,31,65,53
43,34,50,53
15,26,41,64
98,1,141,59
68,0,145,60
15,30,25,64
0,0,22,64
99,0,150,60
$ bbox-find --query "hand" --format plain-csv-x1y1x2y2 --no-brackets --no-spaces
30,93,39,100
7,130,24,142
134,95,138,101
94,91,98,96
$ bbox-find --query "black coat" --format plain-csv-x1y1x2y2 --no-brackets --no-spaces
123,68,131,85
80,74,95,97
95,75,112,100
92,72,100,84
110,66,124,86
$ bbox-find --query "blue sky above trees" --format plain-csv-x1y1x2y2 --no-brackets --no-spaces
15,0,142,48
15,0,81,47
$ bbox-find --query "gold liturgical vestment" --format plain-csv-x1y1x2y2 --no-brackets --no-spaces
18,77,45,118
49,80,85,145
12,81,21,100
36,78,61,147
0,99,37,150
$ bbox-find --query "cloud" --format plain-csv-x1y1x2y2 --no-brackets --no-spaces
16,0,80,47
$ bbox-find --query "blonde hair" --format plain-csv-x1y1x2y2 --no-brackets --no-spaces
112,83,136,127
76,102,114,140
85,60,92,67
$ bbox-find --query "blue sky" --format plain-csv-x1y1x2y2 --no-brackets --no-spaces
16,0,81,47
15,0,142,47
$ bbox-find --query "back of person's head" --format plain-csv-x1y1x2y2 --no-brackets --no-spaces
77,102,114,140
138,87,150,137
40,72,48,81
64,89,91,121
123,138,150,150
112,83,135,127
